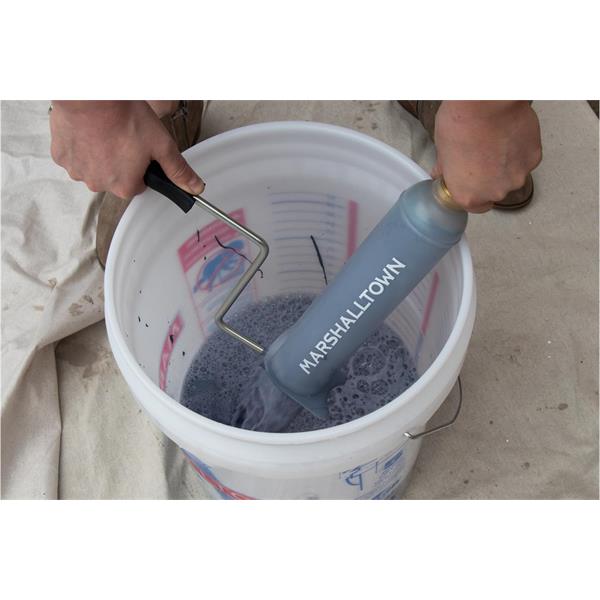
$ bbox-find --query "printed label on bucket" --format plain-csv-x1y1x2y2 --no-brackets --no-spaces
182,440,411,500
178,209,256,335
340,444,407,499
414,270,440,364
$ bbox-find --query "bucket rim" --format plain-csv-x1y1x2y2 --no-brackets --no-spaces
105,120,475,446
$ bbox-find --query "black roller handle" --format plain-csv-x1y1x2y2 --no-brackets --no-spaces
143,160,196,213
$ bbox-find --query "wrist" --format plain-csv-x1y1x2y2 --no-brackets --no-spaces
52,100,131,115
147,100,180,118
440,100,529,121
51,101,155,131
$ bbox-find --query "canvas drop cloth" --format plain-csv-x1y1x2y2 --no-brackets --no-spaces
1,100,598,499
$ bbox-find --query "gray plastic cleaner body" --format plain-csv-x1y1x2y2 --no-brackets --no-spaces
263,178,468,419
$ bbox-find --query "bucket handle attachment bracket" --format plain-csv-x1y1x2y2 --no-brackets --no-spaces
404,376,463,440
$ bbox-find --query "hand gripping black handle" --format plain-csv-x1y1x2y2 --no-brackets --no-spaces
143,160,196,213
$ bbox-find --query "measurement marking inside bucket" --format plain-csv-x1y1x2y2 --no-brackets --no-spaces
269,195,359,284
420,271,440,336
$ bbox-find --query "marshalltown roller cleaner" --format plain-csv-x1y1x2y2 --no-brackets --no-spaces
144,160,467,427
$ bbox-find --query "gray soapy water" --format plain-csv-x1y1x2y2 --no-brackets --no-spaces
180,294,418,433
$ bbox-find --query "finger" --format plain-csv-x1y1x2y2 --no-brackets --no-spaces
442,179,494,213
463,201,494,214
430,162,442,180
86,180,104,193
154,141,205,195
112,180,147,201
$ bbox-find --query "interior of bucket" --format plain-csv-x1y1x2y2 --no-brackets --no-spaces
111,126,464,409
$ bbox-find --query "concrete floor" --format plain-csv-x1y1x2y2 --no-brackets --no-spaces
49,101,599,498
404,101,599,498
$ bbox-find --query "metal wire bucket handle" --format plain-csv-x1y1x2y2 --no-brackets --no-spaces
144,161,269,353
404,376,463,440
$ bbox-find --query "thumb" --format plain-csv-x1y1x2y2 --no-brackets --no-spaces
155,142,205,195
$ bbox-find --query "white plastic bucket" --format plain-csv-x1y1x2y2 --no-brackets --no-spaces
105,121,476,499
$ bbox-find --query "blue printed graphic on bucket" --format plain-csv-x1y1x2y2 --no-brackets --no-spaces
182,450,254,500
193,239,246,293
178,209,257,336
340,445,406,499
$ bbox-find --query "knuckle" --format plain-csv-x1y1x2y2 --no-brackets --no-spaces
133,182,147,196
67,169,82,182
113,180,144,200
461,195,481,210
531,146,543,168
86,180,103,193
112,185,133,200
105,173,119,189
50,143,66,166
513,173,528,190
168,157,188,180
492,189,508,203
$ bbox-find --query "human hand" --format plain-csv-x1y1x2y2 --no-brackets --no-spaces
431,101,542,213
49,100,204,199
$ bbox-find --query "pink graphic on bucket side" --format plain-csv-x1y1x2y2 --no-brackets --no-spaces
414,270,440,363
159,313,184,391
178,209,256,334
346,200,358,259
183,451,254,500
178,208,246,273
420,270,440,336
